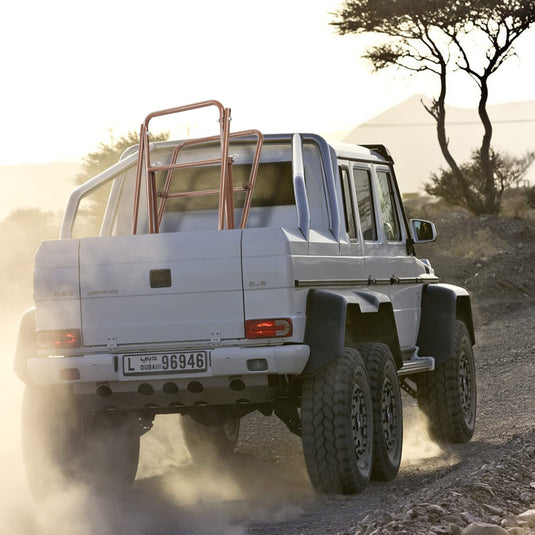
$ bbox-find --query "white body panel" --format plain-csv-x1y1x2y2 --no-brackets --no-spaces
25,134,445,409
79,231,245,345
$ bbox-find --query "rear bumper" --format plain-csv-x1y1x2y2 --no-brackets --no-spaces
25,344,310,411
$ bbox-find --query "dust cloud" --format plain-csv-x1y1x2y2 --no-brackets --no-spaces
0,308,313,535
0,314,36,534
401,410,444,464
0,206,315,534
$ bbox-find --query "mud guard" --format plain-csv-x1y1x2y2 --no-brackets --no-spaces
301,289,402,376
417,283,475,366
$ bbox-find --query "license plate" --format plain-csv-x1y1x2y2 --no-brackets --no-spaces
122,351,209,376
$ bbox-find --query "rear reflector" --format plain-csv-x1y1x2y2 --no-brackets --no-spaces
36,329,81,350
245,319,292,339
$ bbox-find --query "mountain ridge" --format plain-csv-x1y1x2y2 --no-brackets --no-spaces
344,96,535,192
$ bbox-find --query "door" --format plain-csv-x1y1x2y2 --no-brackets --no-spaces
351,164,425,349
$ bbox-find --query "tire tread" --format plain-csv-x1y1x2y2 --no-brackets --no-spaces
301,347,373,494
417,321,476,443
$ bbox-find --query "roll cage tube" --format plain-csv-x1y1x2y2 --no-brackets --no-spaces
132,100,263,234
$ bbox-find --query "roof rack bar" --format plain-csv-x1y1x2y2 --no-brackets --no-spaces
218,107,232,230
142,100,225,129
238,130,263,228
149,158,223,173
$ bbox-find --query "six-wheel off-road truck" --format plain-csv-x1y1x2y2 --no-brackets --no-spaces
15,100,476,496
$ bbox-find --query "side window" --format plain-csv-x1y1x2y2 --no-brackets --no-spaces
376,170,401,241
339,166,357,240
353,167,377,241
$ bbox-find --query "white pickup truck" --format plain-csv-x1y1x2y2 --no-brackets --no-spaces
15,100,476,496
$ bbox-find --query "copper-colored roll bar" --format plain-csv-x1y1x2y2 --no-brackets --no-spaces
132,100,263,234
218,107,232,231
132,100,228,234
155,129,263,230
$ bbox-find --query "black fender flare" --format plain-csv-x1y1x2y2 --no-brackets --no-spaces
14,307,36,384
301,289,402,376
416,283,475,366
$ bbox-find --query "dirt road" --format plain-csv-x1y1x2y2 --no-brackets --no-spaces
17,303,526,535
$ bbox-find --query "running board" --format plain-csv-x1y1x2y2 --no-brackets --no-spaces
398,356,435,376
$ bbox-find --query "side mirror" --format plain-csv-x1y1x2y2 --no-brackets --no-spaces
410,219,437,243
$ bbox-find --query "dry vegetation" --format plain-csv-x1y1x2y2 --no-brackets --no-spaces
405,189,535,317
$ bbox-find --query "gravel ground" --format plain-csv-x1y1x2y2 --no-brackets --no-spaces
223,305,535,535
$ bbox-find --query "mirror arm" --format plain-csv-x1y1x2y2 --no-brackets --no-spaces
406,236,415,256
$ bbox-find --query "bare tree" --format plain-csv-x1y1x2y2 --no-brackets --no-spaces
73,130,169,232
332,0,535,214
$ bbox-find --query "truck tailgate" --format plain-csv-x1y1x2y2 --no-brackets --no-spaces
79,231,244,347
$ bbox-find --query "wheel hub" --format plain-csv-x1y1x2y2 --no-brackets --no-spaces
351,384,369,459
382,378,398,451
459,349,472,419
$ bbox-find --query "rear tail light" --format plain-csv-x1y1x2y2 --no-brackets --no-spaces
245,319,292,339
36,329,81,350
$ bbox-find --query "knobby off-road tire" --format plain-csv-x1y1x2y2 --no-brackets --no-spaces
180,415,240,463
416,321,477,443
301,347,373,494
22,386,140,499
357,342,403,481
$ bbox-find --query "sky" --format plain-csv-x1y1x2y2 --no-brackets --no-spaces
2,0,535,166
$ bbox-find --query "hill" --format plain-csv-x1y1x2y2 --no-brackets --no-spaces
343,95,535,193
